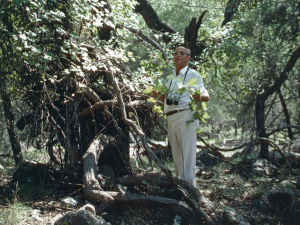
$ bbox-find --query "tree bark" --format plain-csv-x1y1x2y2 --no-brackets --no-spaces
278,89,293,140
255,46,300,159
255,94,269,159
82,134,115,209
0,90,23,165
184,11,207,58
135,0,176,36
105,172,216,224
222,0,241,27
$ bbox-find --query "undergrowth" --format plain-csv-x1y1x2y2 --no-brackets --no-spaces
0,184,30,225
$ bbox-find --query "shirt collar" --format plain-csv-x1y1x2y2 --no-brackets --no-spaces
174,66,188,77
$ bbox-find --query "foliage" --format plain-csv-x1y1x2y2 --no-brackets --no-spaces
0,185,30,225
0,0,299,166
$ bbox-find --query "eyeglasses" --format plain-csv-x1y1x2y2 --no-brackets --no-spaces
174,51,186,56
174,51,188,56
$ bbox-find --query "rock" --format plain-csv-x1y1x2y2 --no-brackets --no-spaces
73,195,85,204
278,180,299,196
0,164,4,173
31,209,43,222
252,159,275,176
79,204,96,214
98,165,115,179
290,136,300,153
266,189,296,214
222,207,249,225
293,169,300,176
278,180,295,190
54,209,109,225
61,197,79,208
197,149,218,167
283,200,300,225
251,199,268,213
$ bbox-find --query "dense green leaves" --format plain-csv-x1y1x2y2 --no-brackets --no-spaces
0,0,299,160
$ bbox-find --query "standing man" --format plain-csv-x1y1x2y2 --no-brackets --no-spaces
153,46,209,186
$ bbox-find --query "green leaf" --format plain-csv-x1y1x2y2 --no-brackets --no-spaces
203,112,209,119
147,97,157,103
152,105,163,113
14,0,22,5
186,78,198,87
189,102,196,111
193,112,200,120
186,119,194,124
143,86,153,94
19,34,27,40
177,87,186,94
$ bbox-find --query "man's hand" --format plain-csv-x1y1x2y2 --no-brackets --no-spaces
193,93,209,103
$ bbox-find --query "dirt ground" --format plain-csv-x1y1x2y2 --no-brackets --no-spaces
0,165,284,225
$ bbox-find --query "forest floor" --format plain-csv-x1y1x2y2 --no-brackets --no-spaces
0,161,287,225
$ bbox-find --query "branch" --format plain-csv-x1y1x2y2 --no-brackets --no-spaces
266,124,300,137
104,172,216,224
110,192,196,223
184,10,208,57
197,135,285,157
82,134,115,210
265,46,300,98
53,75,101,103
222,0,241,27
125,26,169,78
135,0,176,34
107,71,175,186
79,100,153,117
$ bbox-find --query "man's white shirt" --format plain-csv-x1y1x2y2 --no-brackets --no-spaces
164,66,208,114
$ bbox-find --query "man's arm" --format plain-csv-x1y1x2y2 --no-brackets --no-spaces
193,92,209,103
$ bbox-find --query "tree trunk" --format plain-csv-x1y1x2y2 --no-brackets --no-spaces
0,90,23,165
255,46,300,159
82,134,115,209
278,89,293,140
255,94,269,159
184,11,207,58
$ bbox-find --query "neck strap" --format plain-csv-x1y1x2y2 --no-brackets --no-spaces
167,67,189,102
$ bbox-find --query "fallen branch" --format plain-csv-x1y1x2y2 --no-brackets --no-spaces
104,172,217,224
82,134,115,211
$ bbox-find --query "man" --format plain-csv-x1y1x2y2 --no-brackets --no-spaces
153,46,209,186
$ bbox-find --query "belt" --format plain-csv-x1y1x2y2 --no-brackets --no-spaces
166,109,188,116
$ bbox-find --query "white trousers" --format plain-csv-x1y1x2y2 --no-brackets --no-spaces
167,109,199,186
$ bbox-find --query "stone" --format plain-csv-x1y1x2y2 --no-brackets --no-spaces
61,197,79,208
197,149,218,167
283,200,300,225
0,164,4,173
222,207,249,225
98,165,115,179
31,209,43,222
54,209,108,225
251,199,268,213
79,204,96,214
266,189,296,214
252,159,275,176
278,180,295,190
290,136,300,153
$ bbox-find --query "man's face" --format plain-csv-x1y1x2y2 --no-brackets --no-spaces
173,47,190,69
